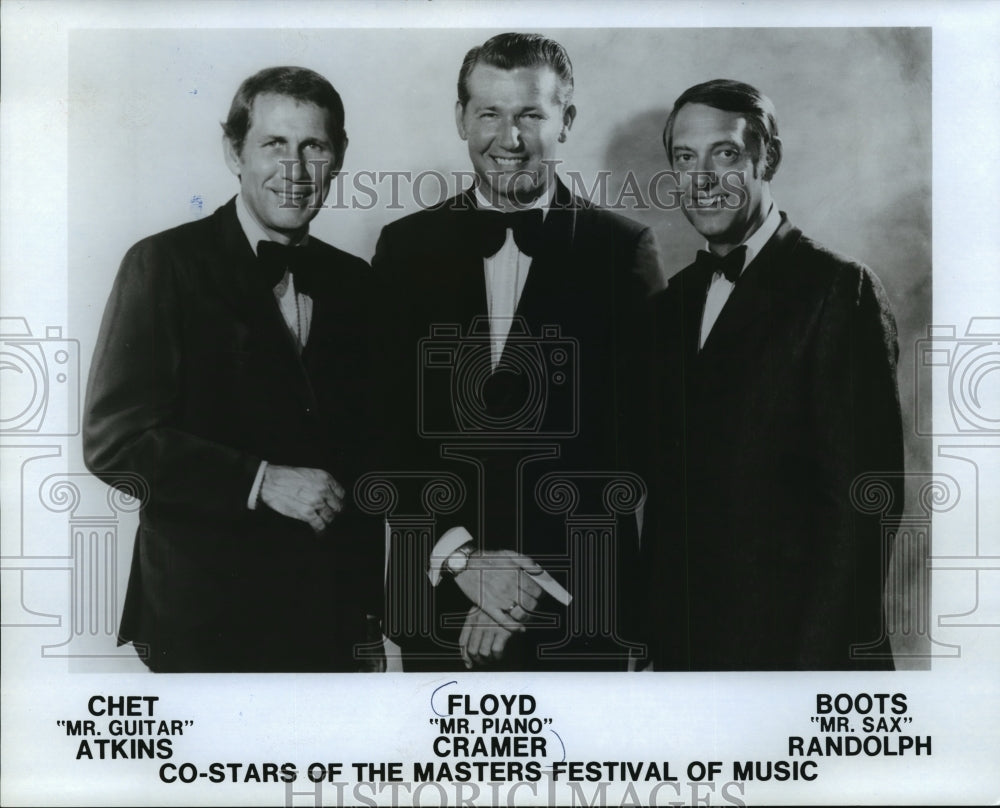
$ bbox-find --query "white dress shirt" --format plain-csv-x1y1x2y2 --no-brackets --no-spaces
699,204,782,349
235,193,314,349
474,185,553,369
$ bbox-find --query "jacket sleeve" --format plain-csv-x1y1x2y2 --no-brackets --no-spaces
82,237,262,523
797,262,904,667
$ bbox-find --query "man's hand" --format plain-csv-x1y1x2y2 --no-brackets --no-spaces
259,465,344,534
452,549,543,629
459,606,513,669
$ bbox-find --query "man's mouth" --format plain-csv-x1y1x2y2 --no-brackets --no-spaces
490,155,529,169
273,188,314,206
688,194,725,209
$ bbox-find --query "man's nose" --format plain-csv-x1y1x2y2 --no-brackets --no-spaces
497,121,521,150
692,167,717,190
282,156,321,184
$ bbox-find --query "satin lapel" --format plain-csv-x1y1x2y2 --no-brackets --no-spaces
698,215,802,357
211,198,319,412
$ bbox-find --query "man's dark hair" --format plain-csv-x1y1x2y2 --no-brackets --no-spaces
457,32,574,108
221,66,346,155
663,79,780,171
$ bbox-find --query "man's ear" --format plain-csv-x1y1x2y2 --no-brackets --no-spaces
762,136,782,181
331,132,349,175
223,135,241,179
455,101,468,141
558,104,577,143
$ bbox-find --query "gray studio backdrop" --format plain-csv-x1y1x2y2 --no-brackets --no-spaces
67,27,931,670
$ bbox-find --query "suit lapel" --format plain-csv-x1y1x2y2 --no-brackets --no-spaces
499,179,576,367
450,191,491,323
698,214,802,358
514,180,575,320
681,263,713,365
299,258,348,428
211,198,320,414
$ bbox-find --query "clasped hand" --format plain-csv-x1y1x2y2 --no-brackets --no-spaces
260,464,345,534
453,549,545,667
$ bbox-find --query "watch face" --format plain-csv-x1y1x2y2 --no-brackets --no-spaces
447,551,468,574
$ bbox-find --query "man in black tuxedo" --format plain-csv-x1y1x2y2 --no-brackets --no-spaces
642,79,904,670
83,67,383,672
373,33,665,671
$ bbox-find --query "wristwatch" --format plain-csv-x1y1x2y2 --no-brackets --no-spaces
443,545,473,577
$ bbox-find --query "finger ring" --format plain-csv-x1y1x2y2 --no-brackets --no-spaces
501,601,517,614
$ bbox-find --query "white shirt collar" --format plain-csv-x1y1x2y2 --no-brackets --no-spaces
473,181,555,217
234,193,309,256
705,203,782,277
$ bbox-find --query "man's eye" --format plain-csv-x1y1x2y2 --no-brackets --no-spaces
479,112,498,120
304,143,329,152
521,113,543,121
716,149,739,162
674,153,694,165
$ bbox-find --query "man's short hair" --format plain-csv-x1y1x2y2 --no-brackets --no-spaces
662,79,779,166
221,66,346,155
457,32,574,108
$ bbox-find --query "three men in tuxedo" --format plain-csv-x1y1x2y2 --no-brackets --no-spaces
83,67,383,672
83,56,903,675
373,33,665,670
641,80,904,670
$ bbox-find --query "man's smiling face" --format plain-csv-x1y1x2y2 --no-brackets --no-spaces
225,92,340,243
456,64,574,210
670,102,771,253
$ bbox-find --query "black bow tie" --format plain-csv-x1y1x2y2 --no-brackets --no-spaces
473,208,545,258
256,240,318,295
695,245,748,284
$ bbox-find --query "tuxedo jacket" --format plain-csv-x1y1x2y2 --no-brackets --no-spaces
641,214,903,670
372,179,665,669
83,198,383,672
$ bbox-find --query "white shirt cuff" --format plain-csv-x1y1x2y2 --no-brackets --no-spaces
428,526,474,586
247,461,268,510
